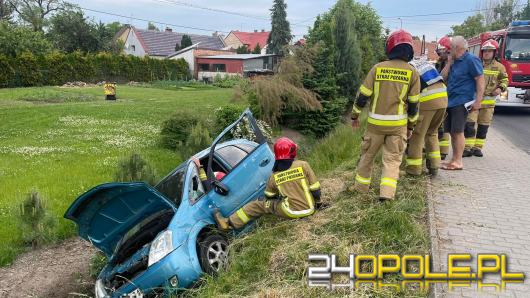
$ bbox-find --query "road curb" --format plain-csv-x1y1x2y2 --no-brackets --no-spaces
426,177,442,298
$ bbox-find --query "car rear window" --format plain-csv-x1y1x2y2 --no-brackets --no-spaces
216,145,248,168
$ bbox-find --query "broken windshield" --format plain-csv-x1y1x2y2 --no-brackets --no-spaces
155,164,187,207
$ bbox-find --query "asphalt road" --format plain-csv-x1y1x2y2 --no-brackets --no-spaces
492,107,530,154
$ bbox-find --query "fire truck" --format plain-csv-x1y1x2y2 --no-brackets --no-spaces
467,20,530,107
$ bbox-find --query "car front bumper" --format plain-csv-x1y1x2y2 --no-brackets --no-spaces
96,244,202,298
495,87,530,107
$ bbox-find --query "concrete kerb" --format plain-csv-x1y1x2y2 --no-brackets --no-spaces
426,177,442,298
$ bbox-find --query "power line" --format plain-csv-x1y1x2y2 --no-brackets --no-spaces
152,0,270,21
79,6,230,34
381,4,526,19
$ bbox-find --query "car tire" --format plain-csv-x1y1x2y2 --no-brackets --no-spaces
198,233,229,275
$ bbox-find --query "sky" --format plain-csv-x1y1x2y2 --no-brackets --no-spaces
69,0,482,41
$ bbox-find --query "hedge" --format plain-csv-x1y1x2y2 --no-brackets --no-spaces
0,51,190,88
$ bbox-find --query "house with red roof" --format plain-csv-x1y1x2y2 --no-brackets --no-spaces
224,30,270,54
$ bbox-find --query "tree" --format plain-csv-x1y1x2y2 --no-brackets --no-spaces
331,0,362,102
489,0,519,30
180,34,192,48
518,0,530,19
147,21,159,31
451,14,487,38
0,21,52,56
1,0,14,21
267,0,292,56
47,8,99,53
252,43,262,54
236,45,249,54
9,0,65,31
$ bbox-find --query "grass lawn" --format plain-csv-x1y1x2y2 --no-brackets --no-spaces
0,85,235,266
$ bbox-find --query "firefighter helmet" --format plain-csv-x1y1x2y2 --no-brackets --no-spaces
437,36,452,51
214,171,226,180
274,137,297,160
386,29,414,55
481,39,499,51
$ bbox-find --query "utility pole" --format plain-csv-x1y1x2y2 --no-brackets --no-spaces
398,18,402,29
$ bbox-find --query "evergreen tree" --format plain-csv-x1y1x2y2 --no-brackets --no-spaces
147,22,159,31
267,0,292,56
236,45,249,54
181,34,192,48
252,43,262,54
332,0,362,102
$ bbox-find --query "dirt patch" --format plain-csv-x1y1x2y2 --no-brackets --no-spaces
0,238,96,298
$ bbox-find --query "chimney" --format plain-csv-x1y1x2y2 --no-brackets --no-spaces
212,31,219,37
254,29,258,33
165,27,173,32
261,29,265,32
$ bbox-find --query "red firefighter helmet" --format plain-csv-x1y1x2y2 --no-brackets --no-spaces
437,36,452,51
481,39,499,51
386,29,414,55
273,137,297,160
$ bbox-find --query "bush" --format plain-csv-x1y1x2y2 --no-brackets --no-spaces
182,121,213,157
0,52,190,88
214,106,244,134
90,252,108,278
212,74,244,88
18,191,56,248
160,111,200,150
114,153,157,186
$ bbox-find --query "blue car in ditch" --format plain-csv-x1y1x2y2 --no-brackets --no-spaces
64,110,274,297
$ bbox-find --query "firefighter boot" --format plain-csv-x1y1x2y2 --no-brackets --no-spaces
462,149,473,157
213,209,232,232
472,148,484,157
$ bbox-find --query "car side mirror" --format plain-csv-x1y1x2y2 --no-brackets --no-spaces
212,180,229,196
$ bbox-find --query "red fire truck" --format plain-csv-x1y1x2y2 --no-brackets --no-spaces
467,20,530,107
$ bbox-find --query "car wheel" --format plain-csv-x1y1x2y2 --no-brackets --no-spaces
198,233,229,275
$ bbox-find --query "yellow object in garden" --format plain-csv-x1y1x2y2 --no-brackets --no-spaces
104,82,117,100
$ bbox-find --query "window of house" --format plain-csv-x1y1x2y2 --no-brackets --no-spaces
199,64,210,71
213,64,226,72
131,45,136,52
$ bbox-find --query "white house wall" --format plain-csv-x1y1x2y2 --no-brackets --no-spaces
170,49,195,73
123,30,146,57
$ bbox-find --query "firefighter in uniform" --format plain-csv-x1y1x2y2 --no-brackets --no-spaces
213,137,322,230
406,61,448,176
435,36,452,160
351,29,421,202
463,39,508,157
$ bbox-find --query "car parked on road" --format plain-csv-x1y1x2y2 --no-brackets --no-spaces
64,109,274,297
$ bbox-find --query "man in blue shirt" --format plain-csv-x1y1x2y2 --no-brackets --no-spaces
441,36,485,170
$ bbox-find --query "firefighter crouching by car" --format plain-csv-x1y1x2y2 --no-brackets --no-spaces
213,137,322,231
463,39,508,157
351,29,421,202
406,60,448,176
436,36,452,160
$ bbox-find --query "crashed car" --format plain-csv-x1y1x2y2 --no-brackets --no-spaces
64,109,274,297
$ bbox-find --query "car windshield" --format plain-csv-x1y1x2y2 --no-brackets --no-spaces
155,165,187,207
505,34,530,61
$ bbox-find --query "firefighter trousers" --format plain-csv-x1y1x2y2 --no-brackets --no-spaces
228,199,288,229
438,112,450,156
354,129,407,200
406,109,445,175
464,107,494,150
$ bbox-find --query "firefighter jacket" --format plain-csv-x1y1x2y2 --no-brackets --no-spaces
482,59,508,108
352,59,421,133
264,160,320,219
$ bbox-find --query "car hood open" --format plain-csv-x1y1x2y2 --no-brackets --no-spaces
64,182,176,257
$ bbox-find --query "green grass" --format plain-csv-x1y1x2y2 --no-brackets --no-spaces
181,123,430,297
0,85,236,266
